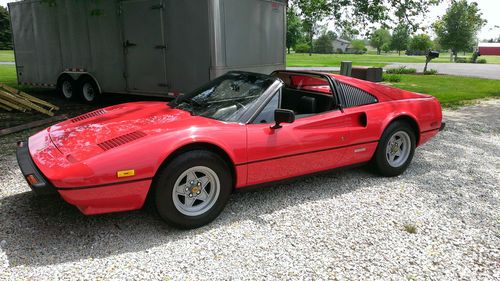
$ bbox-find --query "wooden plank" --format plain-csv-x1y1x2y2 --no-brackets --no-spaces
0,90,54,116
0,104,13,111
0,98,27,112
0,115,68,137
0,83,60,111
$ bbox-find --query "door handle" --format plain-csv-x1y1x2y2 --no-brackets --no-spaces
124,40,137,48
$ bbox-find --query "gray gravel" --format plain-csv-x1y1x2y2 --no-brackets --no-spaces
1,99,499,280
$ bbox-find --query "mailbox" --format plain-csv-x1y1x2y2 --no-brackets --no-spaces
427,51,440,59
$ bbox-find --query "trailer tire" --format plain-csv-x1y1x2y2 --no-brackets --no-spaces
57,75,76,100
78,76,101,103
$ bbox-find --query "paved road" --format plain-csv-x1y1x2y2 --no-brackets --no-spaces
0,62,14,65
386,63,500,80
289,63,500,80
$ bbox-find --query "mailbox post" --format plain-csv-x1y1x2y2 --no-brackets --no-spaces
424,51,440,73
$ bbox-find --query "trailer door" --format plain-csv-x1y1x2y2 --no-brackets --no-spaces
122,0,168,93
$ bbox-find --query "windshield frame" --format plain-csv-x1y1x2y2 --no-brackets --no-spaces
170,71,282,124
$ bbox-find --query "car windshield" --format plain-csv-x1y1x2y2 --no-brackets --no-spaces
171,72,275,122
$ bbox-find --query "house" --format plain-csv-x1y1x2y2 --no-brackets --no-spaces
478,43,500,56
332,38,351,53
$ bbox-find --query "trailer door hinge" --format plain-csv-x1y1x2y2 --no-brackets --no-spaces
158,83,168,88
155,45,167,50
151,4,164,10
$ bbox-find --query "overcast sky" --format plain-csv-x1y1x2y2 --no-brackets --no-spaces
1,0,499,40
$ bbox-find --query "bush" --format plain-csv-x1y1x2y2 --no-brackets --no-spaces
455,57,468,63
477,59,487,64
382,74,402,83
386,66,417,74
294,43,310,54
424,69,438,75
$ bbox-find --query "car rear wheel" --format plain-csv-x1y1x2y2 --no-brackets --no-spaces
154,150,232,229
372,121,416,177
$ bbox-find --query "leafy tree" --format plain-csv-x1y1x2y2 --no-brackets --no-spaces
286,6,303,54
290,0,443,56
409,34,433,52
314,34,334,53
433,0,486,61
0,6,12,50
350,39,367,54
381,43,391,53
370,28,391,55
390,24,411,55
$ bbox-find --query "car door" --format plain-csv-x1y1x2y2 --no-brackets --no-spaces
244,88,353,186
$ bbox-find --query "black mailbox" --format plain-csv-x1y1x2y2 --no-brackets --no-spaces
427,51,440,59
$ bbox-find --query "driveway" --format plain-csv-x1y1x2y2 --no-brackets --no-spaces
386,63,500,80
0,99,498,280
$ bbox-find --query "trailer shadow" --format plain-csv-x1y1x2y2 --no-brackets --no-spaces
0,167,375,267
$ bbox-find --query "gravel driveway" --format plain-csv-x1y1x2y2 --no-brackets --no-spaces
1,100,499,280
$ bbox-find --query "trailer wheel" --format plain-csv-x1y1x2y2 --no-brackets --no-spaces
79,76,101,103
57,75,76,100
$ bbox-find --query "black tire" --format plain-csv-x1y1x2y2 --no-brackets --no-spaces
372,121,416,177
57,75,76,100
154,150,232,229
78,76,101,103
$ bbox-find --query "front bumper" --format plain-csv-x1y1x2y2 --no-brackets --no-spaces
16,140,57,195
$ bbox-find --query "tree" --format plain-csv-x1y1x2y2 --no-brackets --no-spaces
0,6,12,50
433,0,486,61
350,39,367,54
390,24,411,55
286,7,303,54
290,0,443,56
409,34,433,52
370,28,391,55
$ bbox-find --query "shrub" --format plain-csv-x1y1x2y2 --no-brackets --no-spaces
382,74,401,82
424,69,438,75
455,57,468,63
386,66,417,74
477,59,487,64
294,43,310,54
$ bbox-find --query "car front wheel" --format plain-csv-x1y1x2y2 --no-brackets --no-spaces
154,150,232,229
372,121,416,177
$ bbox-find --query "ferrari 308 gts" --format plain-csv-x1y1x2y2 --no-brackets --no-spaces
17,71,444,228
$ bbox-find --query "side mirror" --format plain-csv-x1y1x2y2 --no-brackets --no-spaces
271,109,295,129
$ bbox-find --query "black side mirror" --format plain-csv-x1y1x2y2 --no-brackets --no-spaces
271,109,295,129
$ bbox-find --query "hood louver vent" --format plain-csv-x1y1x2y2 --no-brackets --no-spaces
71,109,107,123
97,131,147,151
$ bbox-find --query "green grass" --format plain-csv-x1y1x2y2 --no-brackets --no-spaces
388,74,500,107
0,65,17,86
0,50,15,62
286,52,500,67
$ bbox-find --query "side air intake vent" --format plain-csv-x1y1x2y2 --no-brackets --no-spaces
339,83,378,108
97,131,147,151
71,109,107,123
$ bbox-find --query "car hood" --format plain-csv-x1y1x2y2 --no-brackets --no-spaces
47,101,199,162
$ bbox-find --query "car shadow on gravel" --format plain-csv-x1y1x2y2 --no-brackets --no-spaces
0,167,374,267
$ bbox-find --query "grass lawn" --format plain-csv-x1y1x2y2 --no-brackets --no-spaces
0,50,15,62
0,65,17,86
388,74,500,107
286,53,500,67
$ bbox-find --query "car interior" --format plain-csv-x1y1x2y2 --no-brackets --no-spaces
273,72,336,118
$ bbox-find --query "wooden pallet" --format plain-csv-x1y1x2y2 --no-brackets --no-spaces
0,83,59,116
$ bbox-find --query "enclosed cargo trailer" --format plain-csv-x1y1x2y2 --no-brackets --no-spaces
8,0,286,102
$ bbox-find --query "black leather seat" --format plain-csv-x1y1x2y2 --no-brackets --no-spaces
298,96,317,114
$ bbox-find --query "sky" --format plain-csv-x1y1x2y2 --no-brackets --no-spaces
1,0,499,40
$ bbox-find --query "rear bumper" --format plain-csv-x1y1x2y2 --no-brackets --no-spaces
16,140,57,195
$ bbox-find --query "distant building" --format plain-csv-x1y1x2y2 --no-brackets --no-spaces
478,43,500,56
332,38,351,53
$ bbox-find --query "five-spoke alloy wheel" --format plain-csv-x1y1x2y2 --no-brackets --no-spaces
373,121,416,177
154,150,232,229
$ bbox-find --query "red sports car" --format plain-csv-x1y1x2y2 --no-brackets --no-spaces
17,71,444,228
